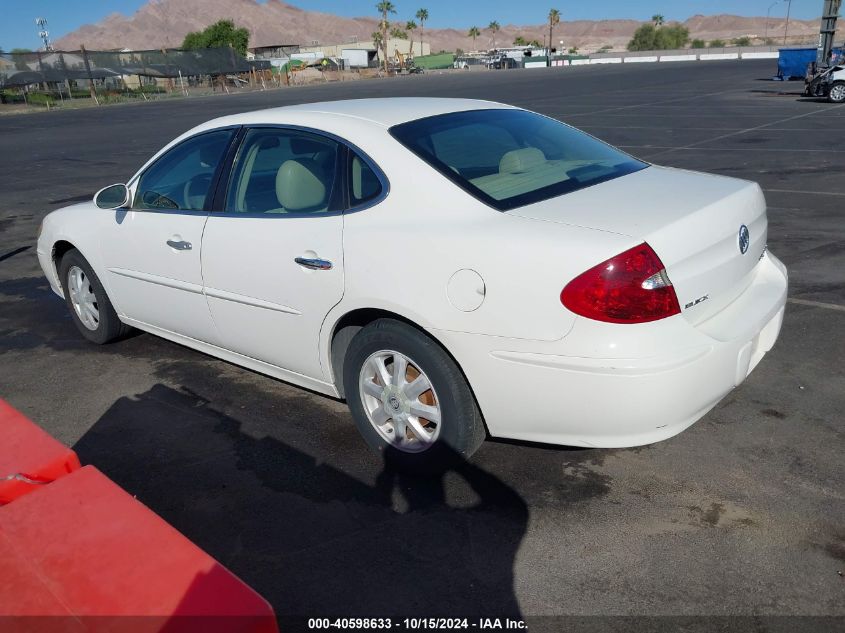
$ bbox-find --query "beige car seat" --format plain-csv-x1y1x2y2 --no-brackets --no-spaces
271,158,329,213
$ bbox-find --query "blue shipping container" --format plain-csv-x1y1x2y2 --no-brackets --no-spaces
778,47,844,79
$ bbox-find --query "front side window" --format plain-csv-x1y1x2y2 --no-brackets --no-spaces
226,128,340,214
134,130,233,211
390,109,647,211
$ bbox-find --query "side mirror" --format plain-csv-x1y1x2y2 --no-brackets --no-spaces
94,183,130,210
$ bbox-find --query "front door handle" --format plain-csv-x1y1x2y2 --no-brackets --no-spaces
166,239,192,251
295,256,333,270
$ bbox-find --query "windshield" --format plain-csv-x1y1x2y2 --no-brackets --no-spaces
390,109,647,211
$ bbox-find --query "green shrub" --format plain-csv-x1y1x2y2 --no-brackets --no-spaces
24,92,55,106
0,89,26,104
628,23,690,51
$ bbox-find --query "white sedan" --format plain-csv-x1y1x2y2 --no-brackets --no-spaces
37,98,788,469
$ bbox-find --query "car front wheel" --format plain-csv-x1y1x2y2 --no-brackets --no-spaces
829,81,845,103
58,249,131,344
343,319,486,471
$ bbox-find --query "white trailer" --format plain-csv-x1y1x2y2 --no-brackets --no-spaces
341,49,372,68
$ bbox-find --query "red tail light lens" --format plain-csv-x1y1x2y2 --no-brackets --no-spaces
561,243,681,324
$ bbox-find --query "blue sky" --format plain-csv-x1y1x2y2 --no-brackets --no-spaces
1,0,823,51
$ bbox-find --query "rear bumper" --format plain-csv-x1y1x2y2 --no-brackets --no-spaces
433,252,788,448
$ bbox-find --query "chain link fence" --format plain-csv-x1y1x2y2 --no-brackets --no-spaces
0,47,274,106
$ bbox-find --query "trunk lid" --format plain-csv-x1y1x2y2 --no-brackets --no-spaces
508,165,768,324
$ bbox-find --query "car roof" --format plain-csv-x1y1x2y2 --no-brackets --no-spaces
202,98,517,131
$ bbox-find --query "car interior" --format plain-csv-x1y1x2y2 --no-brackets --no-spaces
135,129,384,216
135,130,232,211
391,110,643,209
228,133,337,214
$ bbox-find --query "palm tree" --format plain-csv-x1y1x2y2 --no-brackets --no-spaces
652,14,665,27
548,8,560,65
376,1,396,72
513,35,527,46
468,26,480,49
390,24,408,40
415,8,429,56
405,20,418,55
488,20,500,49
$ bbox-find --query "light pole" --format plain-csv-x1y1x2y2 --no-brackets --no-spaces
783,0,793,46
765,0,782,43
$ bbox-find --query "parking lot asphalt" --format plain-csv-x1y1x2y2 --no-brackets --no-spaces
0,60,843,626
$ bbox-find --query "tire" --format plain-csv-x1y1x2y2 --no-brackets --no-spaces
58,249,132,344
829,82,845,104
343,318,486,471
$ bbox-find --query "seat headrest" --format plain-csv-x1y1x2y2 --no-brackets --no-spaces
291,137,327,155
276,159,328,212
499,147,546,174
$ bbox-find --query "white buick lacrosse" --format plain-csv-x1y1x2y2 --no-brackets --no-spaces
37,98,787,468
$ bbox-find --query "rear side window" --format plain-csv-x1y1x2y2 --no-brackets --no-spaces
349,152,383,206
225,128,340,214
390,109,647,211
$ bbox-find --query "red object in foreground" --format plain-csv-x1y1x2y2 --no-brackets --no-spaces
0,399,81,504
0,465,278,633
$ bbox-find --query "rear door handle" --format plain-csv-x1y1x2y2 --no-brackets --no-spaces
166,239,192,251
295,257,332,270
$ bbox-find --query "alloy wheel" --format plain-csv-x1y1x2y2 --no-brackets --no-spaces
67,265,100,331
358,350,442,453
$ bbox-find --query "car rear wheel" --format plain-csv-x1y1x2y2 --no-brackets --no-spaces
829,82,845,103
343,318,486,471
59,249,131,344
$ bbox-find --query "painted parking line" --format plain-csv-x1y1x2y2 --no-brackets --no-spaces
563,87,749,117
765,188,845,197
788,298,845,312
643,105,845,160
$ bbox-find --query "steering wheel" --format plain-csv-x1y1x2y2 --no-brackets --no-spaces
183,173,213,210
140,190,179,210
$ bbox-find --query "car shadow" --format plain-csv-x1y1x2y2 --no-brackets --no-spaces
72,384,529,619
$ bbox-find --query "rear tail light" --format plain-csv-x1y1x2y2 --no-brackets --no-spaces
561,243,681,324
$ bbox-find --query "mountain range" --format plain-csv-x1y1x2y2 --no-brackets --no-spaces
53,0,821,52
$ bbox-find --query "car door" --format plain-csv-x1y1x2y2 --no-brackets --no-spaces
200,127,355,381
99,128,236,344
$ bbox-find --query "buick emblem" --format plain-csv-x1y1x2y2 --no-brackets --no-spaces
389,396,401,411
738,225,750,255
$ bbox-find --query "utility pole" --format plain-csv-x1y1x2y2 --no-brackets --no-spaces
80,45,98,105
783,0,793,46
817,0,842,66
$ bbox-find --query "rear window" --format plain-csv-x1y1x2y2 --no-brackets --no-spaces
389,109,647,211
